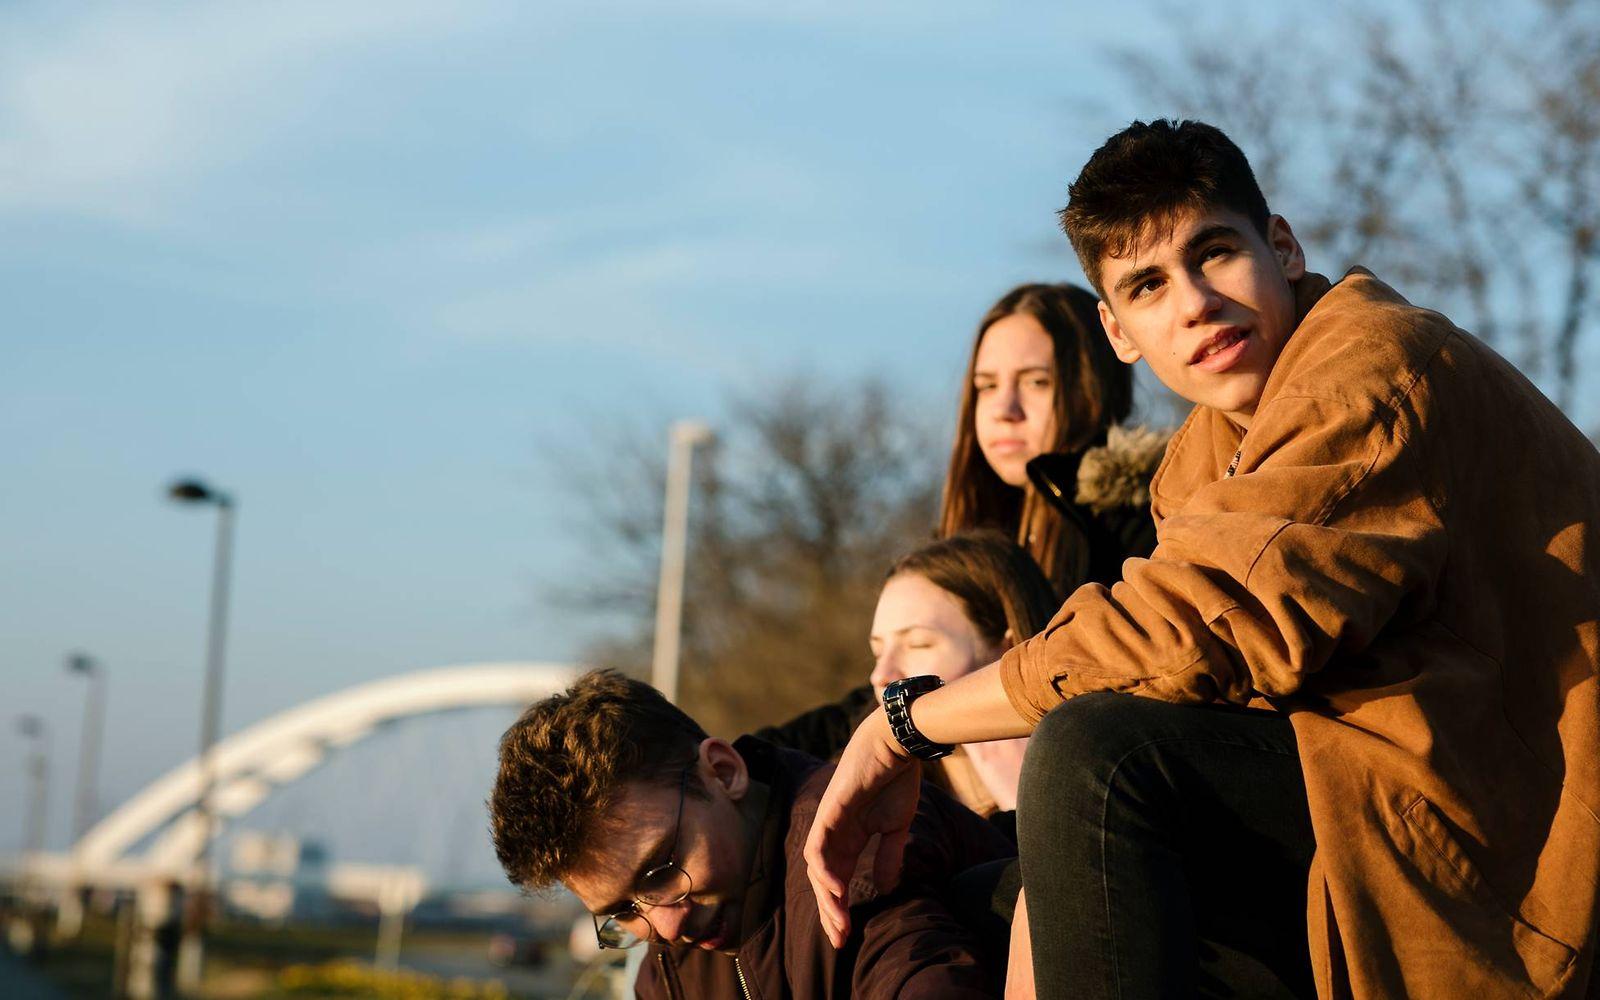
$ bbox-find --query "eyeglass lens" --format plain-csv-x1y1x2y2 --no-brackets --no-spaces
593,761,697,949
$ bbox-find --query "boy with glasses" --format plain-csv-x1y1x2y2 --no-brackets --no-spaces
489,669,1013,999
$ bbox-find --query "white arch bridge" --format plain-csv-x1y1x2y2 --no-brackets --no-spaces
26,662,577,890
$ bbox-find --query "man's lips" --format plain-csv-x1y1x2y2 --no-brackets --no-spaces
1189,327,1250,371
686,909,729,951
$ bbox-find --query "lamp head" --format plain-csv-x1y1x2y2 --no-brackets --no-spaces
168,478,232,507
670,420,715,448
169,479,215,502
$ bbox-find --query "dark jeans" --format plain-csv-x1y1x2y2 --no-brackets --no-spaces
1017,692,1317,1000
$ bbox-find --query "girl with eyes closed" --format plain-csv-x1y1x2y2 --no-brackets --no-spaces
867,530,1057,815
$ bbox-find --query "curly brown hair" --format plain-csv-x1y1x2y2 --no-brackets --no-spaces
488,669,707,890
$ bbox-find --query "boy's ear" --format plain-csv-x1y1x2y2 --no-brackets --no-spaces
1267,215,1306,281
1098,300,1143,364
699,737,750,801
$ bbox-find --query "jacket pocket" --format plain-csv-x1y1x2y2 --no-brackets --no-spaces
1400,795,1576,997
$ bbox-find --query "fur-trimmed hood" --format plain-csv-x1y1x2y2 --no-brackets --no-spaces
1075,424,1173,515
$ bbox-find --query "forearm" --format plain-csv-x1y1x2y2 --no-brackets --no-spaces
806,665,1030,949
905,661,1033,747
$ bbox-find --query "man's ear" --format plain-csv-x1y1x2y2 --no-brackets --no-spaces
1098,300,1143,364
1267,215,1306,281
699,737,750,802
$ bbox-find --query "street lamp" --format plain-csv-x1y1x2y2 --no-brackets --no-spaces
65,653,106,844
167,476,236,991
16,714,50,857
651,420,713,704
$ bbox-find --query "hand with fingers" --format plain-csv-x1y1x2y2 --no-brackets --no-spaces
802,709,923,948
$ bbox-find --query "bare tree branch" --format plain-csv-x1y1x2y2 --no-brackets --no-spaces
543,375,940,736
1121,0,1600,424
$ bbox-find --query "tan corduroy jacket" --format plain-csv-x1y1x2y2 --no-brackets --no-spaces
999,269,1600,998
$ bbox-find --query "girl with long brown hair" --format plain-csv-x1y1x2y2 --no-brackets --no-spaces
940,283,1162,596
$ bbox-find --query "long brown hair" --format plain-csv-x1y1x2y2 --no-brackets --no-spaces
887,530,1060,646
938,283,1131,592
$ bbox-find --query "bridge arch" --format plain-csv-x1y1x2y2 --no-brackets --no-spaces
73,662,579,873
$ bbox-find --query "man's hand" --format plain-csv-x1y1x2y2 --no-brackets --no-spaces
803,708,921,948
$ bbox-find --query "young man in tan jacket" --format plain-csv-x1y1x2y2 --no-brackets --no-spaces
805,119,1600,998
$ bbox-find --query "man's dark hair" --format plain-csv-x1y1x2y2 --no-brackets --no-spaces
1060,119,1272,295
488,669,707,890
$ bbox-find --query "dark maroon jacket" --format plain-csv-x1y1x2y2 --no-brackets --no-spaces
634,736,1014,1000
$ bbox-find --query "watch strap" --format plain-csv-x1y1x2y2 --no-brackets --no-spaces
882,675,954,761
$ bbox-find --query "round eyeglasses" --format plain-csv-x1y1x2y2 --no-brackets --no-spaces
592,762,696,949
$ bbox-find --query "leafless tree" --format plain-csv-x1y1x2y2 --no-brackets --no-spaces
549,378,941,737
1123,0,1600,422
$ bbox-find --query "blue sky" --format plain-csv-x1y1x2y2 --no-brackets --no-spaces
2,0,1340,872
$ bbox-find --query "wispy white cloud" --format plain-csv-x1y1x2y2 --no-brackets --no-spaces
583,0,991,30
0,1,501,223
425,237,762,380
349,141,872,369
420,218,967,382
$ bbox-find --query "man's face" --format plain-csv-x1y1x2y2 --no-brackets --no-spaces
1095,207,1305,428
565,740,756,954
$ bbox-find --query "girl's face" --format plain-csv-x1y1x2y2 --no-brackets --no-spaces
868,573,1006,699
972,313,1058,487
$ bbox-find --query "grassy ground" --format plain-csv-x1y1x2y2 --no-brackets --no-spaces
26,915,582,999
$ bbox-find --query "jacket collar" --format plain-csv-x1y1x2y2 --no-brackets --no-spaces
1148,269,1337,518
730,737,789,942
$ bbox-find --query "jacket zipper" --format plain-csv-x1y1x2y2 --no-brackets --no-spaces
655,950,680,1000
735,956,752,1000
656,947,748,1000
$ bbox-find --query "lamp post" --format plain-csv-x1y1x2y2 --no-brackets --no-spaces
651,420,713,704
16,714,50,858
167,477,236,991
66,652,105,844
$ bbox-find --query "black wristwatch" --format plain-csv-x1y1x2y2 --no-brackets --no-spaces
882,675,954,761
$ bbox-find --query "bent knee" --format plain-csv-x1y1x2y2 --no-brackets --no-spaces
1026,692,1151,764
1019,692,1186,801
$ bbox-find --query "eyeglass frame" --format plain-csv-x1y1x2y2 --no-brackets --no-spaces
590,759,697,949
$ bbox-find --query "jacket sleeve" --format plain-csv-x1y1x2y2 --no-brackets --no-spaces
751,685,877,760
999,388,1447,723
844,783,1012,999
846,891,1002,999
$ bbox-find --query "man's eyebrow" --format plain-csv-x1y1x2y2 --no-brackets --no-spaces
593,831,675,915
1112,263,1162,298
1112,224,1247,299
1180,224,1245,258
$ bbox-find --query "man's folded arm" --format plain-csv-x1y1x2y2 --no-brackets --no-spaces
1001,391,1448,722
844,890,1001,999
